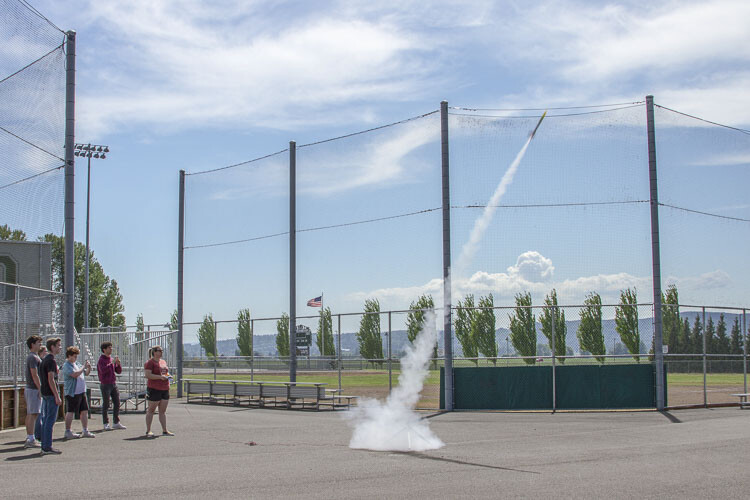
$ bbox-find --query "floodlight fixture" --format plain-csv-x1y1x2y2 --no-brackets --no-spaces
75,142,111,331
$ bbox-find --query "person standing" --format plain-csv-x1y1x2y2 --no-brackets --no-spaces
23,335,43,448
62,347,95,439
97,341,126,430
144,346,173,437
39,337,62,455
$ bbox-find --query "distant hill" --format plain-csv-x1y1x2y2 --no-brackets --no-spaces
183,311,745,358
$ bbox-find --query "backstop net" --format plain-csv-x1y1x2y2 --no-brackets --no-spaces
1,0,66,384
182,99,748,409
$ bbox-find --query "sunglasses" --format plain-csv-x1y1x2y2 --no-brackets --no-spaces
153,349,163,352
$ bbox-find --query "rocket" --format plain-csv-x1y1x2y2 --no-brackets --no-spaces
529,110,547,140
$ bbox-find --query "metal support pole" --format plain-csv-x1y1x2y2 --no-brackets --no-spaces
646,95,665,410
337,314,342,392
84,154,91,331
743,309,747,394
63,30,76,349
177,169,185,397
551,307,556,413
388,311,392,393
250,319,254,382
14,290,20,427
213,322,218,382
289,141,297,383
440,101,454,411
702,307,707,407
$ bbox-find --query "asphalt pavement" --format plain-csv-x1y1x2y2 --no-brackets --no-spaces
1,402,748,498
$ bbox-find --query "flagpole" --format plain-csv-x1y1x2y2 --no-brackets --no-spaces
320,292,324,357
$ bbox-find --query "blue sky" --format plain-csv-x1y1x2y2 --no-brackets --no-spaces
5,0,749,341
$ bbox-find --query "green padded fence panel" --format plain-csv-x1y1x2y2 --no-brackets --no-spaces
555,365,602,409
441,364,666,410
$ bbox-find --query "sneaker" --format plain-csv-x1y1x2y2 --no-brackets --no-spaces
40,448,62,455
64,430,81,440
112,422,127,430
81,430,96,438
162,430,175,436
145,431,155,438
103,423,112,431
24,439,41,449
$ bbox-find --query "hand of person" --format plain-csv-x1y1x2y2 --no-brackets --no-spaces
161,375,169,381
85,360,91,369
55,396,62,406
114,356,120,365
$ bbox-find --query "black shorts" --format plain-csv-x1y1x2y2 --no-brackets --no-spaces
65,393,89,413
147,388,170,402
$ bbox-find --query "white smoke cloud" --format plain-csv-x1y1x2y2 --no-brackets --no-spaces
346,310,444,452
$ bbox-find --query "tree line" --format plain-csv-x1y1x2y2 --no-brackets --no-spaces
1,224,126,331
191,284,748,361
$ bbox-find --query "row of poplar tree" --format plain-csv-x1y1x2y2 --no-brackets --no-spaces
190,283,747,361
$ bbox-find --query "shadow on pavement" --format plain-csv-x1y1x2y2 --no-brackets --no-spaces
389,451,540,474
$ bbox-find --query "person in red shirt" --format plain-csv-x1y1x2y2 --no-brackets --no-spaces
144,345,173,437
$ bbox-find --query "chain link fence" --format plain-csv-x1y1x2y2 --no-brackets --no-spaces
178,301,748,409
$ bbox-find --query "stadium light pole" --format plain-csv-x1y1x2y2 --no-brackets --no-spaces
74,143,110,331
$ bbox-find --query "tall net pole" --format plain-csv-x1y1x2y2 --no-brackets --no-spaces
289,141,297,383
441,101,454,411
63,30,76,348
177,169,185,397
646,95,665,410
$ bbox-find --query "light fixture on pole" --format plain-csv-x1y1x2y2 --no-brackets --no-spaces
74,143,110,331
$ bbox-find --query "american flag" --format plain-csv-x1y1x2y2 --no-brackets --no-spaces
307,296,322,307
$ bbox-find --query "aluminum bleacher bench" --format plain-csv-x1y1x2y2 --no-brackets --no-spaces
186,380,212,403
235,384,261,405
259,384,289,408
731,393,750,409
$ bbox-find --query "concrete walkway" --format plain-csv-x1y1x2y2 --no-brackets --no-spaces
1,402,748,498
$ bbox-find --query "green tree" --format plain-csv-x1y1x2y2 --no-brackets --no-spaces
577,292,605,363
356,299,383,364
41,233,125,331
407,295,437,365
474,294,497,364
730,317,742,355
690,316,703,356
198,313,216,357
0,224,26,241
454,295,478,364
677,317,691,355
406,295,435,343
540,289,566,363
135,313,145,341
615,288,640,362
170,309,178,331
276,313,289,357
237,308,252,357
714,314,730,354
99,279,125,328
509,292,537,365
316,307,335,356
662,284,680,353
705,316,716,354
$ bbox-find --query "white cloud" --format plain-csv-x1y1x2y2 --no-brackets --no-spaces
687,152,750,168
350,251,734,309
507,250,554,282
69,1,442,137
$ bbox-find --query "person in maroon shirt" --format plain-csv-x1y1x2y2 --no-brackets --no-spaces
97,342,126,430
144,346,173,437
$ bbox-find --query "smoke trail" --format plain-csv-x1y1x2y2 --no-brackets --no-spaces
455,136,533,277
346,310,444,451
